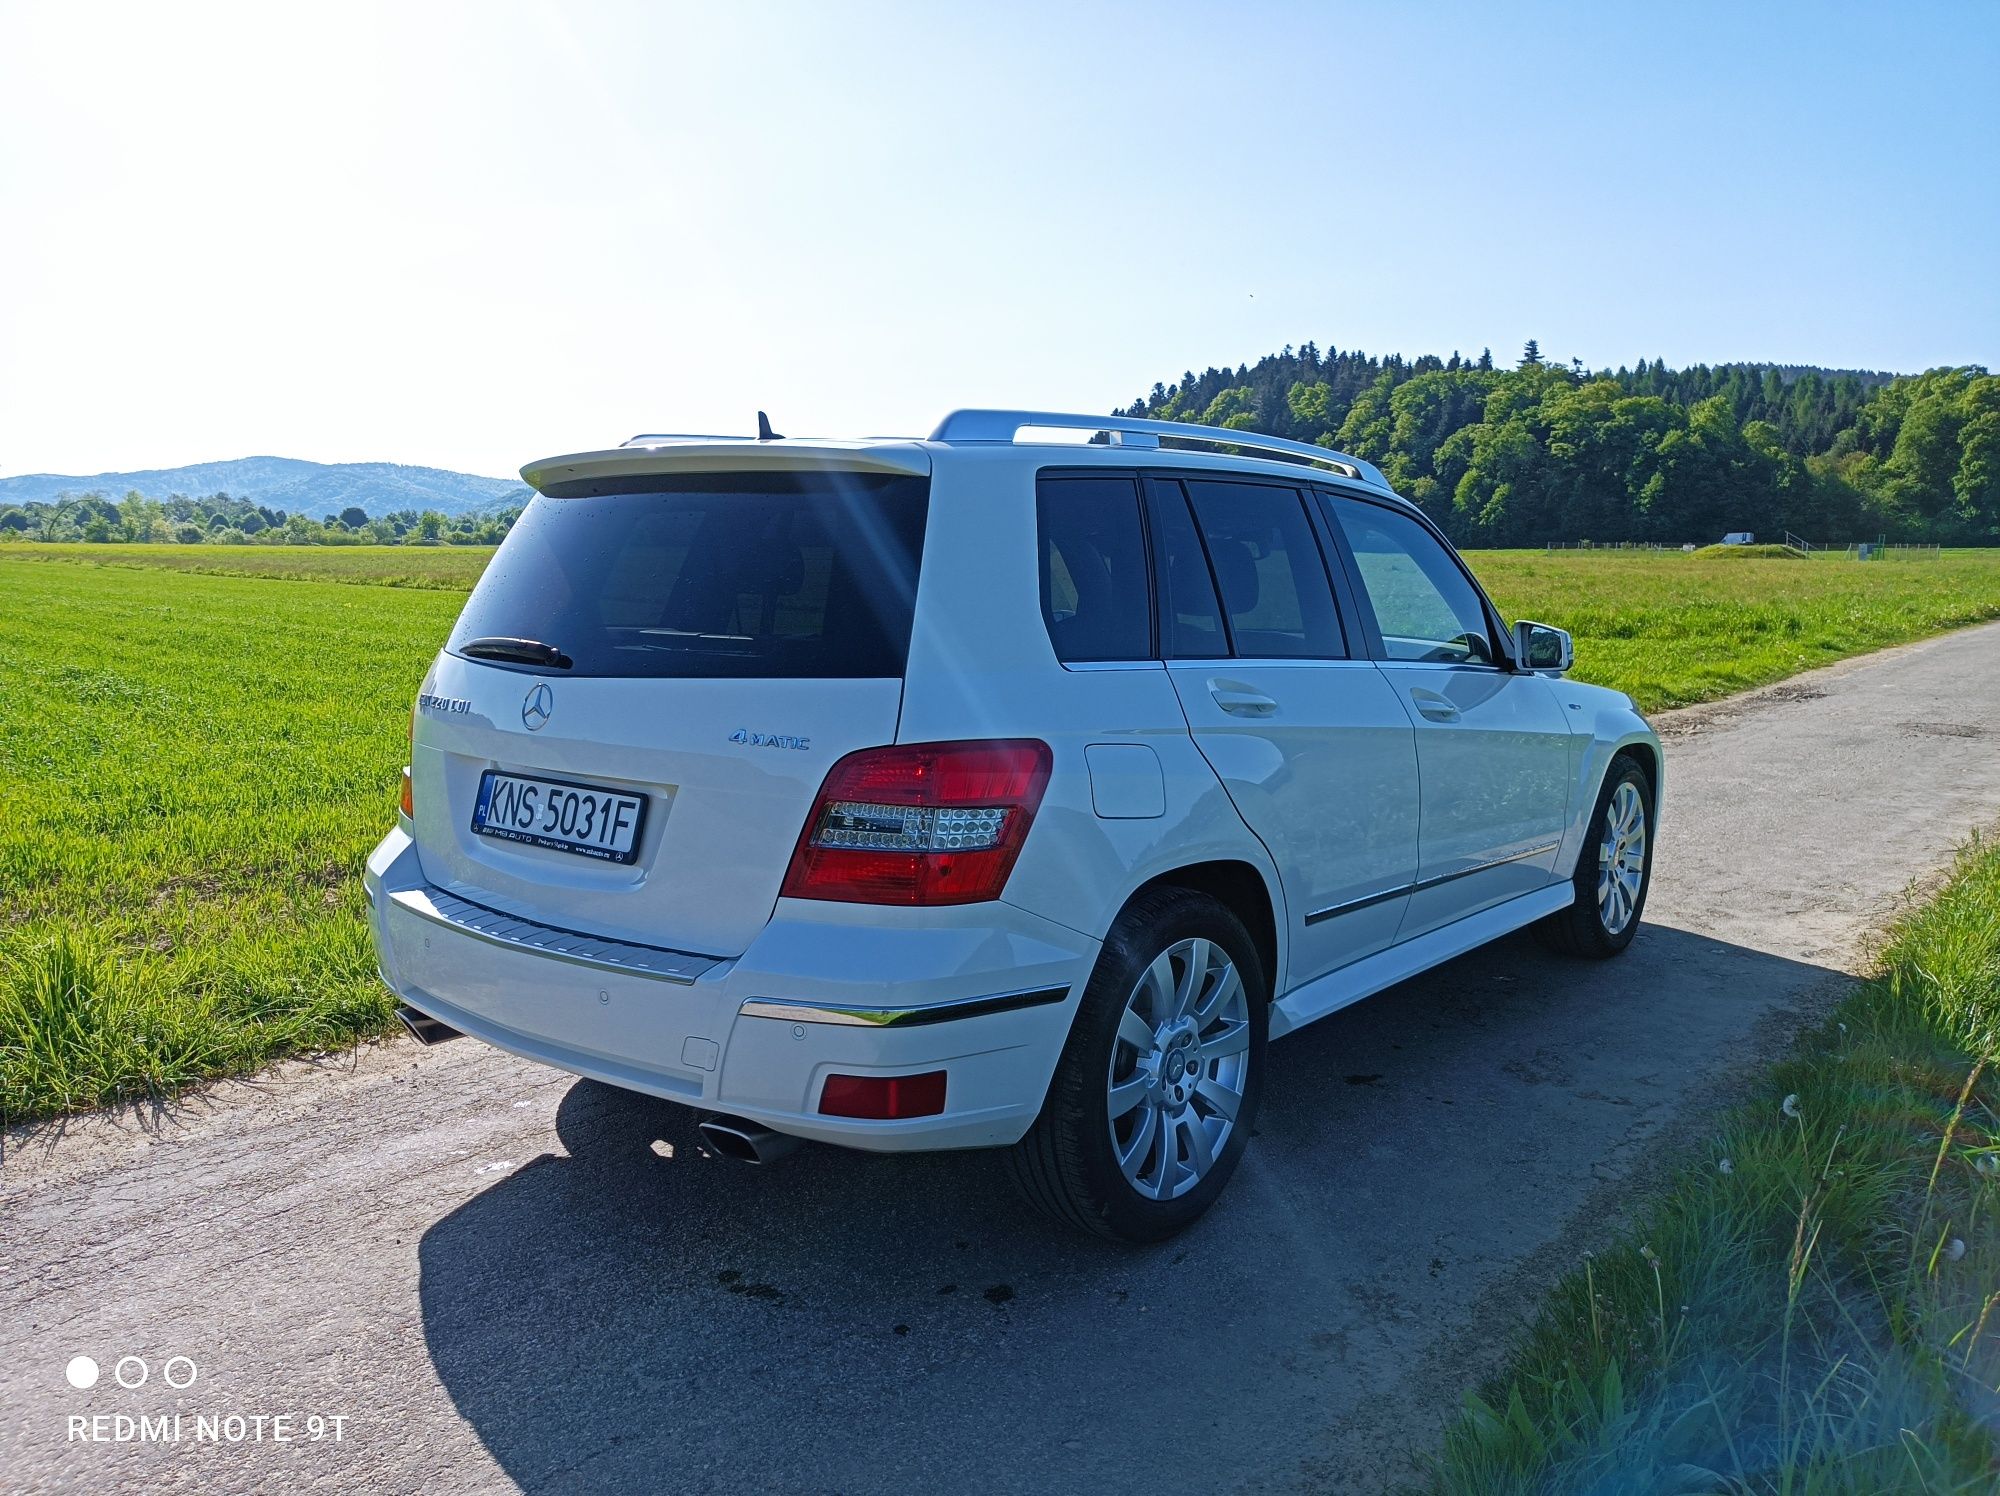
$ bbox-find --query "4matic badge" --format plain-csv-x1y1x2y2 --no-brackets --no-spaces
729,729,811,751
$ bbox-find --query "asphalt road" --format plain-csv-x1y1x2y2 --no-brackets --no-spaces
8,622,2000,1496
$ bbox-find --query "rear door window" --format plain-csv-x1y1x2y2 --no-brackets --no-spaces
447,471,929,678
1036,475,1152,662
1183,480,1347,658
1144,480,1229,659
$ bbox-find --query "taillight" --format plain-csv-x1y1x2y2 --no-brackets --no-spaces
780,739,1053,905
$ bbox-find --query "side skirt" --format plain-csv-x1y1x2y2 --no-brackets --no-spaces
1270,883,1575,1039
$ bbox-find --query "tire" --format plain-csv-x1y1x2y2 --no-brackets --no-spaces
1538,754,1654,958
1007,886,1268,1242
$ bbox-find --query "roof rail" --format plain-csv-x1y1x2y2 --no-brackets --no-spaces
928,409,1392,490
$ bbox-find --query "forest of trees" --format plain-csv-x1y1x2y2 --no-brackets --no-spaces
0,489,520,546
1123,346,1999,547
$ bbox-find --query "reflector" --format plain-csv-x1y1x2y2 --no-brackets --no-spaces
818,1070,948,1119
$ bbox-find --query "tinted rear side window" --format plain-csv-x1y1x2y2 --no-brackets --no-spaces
1036,475,1151,662
1183,480,1346,658
1145,481,1228,659
447,471,929,678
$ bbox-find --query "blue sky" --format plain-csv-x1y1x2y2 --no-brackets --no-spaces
1,0,1994,478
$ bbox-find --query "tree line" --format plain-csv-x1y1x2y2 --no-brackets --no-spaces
0,490,521,546
1125,346,1998,546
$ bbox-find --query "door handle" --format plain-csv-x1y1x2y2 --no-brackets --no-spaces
1208,681,1279,717
1410,688,1460,723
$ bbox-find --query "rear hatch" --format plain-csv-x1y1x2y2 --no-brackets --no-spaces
409,462,930,957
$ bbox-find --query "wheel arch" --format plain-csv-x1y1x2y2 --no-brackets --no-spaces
1121,859,1280,1001
1554,719,1664,881
1615,737,1660,804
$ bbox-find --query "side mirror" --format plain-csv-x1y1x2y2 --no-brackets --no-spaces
1513,620,1573,675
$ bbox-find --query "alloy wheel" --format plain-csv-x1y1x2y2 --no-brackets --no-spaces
1597,780,1647,935
1106,938,1252,1201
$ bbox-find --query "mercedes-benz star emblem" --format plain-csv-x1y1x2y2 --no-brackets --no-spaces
521,683,555,731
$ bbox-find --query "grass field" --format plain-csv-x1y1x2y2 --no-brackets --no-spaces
1425,839,2000,1494
0,561,458,1117
0,540,488,590
4,543,2000,1120
11,541,2000,713
1472,549,2000,711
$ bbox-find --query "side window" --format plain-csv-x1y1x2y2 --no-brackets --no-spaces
1144,481,1228,659
1183,480,1346,659
1330,500,1495,665
1035,475,1151,662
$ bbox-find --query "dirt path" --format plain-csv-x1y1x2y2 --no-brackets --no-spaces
7,622,2000,1495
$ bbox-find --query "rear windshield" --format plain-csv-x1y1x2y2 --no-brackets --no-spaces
448,471,930,678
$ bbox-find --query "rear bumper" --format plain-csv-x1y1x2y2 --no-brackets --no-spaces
365,826,1098,1150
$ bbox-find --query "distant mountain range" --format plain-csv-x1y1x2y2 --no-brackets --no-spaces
0,457,530,518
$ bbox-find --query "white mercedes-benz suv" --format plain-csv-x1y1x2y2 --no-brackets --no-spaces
366,409,1661,1240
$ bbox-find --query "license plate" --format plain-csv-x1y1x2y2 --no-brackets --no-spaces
471,770,649,864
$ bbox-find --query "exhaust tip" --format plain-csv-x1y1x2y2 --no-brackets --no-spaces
397,1004,465,1046
697,1115,800,1165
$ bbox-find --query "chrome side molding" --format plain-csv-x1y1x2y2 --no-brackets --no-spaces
1305,842,1563,926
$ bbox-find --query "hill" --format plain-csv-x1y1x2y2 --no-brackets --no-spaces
0,457,528,518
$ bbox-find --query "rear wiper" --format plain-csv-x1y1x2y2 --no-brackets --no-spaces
459,636,573,669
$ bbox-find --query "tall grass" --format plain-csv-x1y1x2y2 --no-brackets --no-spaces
1423,840,2000,1493
0,561,458,1118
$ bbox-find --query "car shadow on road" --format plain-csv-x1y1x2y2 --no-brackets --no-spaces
415,922,1849,1495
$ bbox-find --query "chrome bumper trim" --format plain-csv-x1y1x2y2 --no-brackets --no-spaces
739,984,1071,1028
385,884,722,985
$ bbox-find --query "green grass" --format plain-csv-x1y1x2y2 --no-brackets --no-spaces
11,543,2000,713
3,546,2000,1121
0,561,459,1116
0,540,492,590
1689,543,1808,560
1422,839,2000,1494
1470,549,2000,711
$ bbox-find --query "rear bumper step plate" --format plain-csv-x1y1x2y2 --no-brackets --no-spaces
387,884,722,985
